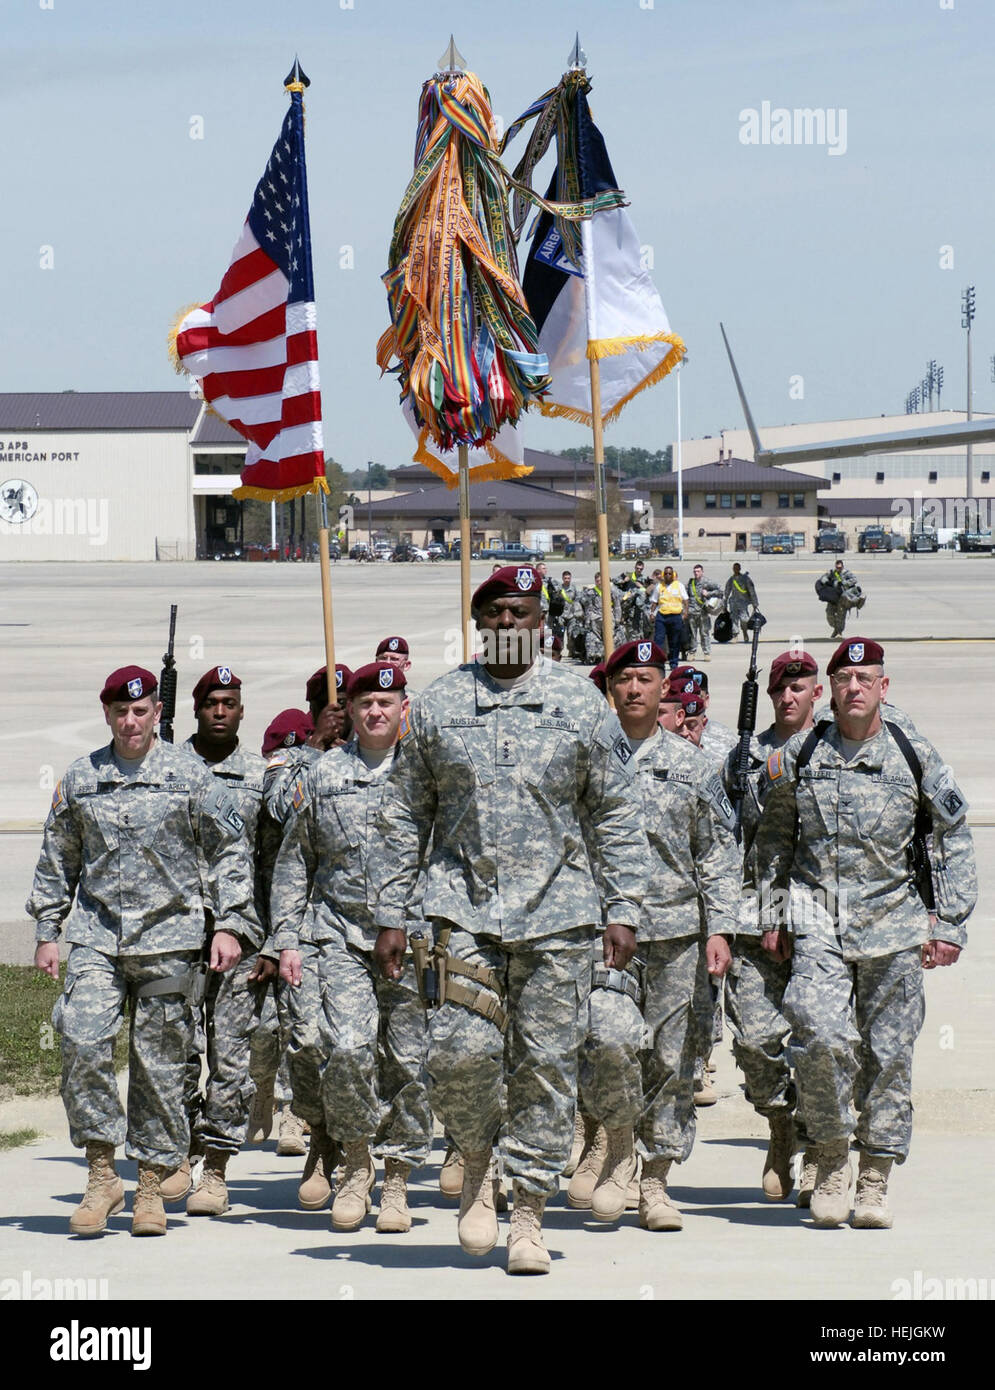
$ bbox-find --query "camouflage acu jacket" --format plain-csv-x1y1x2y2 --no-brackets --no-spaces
627,727,740,941
371,658,648,942
753,720,976,959
27,738,260,955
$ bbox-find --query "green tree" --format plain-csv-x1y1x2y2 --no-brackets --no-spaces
556,445,672,478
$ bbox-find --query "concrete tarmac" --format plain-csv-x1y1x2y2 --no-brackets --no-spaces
1,553,992,1299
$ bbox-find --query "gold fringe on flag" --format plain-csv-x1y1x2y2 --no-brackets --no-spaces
412,429,534,489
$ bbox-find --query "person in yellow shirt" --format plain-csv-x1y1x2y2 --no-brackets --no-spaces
653,565,689,672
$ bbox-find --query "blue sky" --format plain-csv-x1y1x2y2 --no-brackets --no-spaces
3,0,992,470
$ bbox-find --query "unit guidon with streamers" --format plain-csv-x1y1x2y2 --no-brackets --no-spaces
171,92,326,502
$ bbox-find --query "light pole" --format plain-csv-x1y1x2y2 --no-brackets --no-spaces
676,354,687,562
962,286,976,501
367,460,374,549
936,364,943,411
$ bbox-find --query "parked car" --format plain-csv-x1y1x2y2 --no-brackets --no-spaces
814,527,847,553
760,533,795,555
858,526,892,553
955,529,994,552
480,540,545,563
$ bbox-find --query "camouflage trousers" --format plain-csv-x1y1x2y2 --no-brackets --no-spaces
826,601,848,634
316,931,432,1166
284,938,325,1128
783,936,925,1161
54,944,199,1169
182,954,271,1156
686,609,712,656
725,938,807,1140
249,980,293,1105
427,924,591,1196
579,935,710,1164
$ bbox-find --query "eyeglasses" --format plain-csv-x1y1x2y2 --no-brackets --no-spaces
829,670,880,688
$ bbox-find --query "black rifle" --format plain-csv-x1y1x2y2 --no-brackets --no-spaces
159,605,178,743
729,610,766,842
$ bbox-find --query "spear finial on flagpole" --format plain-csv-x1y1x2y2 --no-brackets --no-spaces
284,56,310,91
567,32,587,72
437,35,467,75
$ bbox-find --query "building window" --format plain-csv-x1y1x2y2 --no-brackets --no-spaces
778,494,789,509
875,471,885,483
982,471,991,483
750,494,762,509
660,492,674,508
704,493,717,510
832,472,841,483
793,493,805,508
735,493,746,509
928,471,938,483
720,493,732,509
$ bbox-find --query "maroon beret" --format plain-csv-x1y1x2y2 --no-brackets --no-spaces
767,650,818,694
826,637,884,676
550,634,563,653
605,640,668,681
588,662,608,696
375,635,409,658
305,664,354,705
262,708,313,755
192,665,241,712
100,665,157,705
670,663,708,693
471,564,543,613
348,662,407,698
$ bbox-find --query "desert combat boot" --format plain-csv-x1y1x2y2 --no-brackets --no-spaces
298,1123,339,1210
797,1147,818,1207
566,1117,607,1209
376,1158,413,1234
507,1185,549,1275
638,1158,683,1231
762,1113,795,1201
69,1141,125,1237
131,1163,168,1237
563,1111,586,1178
330,1140,375,1231
458,1148,499,1256
851,1153,894,1229
159,1157,192,1204
591,1127,638,1222
186,1148,230,1216
810,1141,852,1228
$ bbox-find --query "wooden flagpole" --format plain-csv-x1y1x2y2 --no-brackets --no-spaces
458,444,472,661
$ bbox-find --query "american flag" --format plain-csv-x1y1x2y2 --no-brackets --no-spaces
174,91,326,501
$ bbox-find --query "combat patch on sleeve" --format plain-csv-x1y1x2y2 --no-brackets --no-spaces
613,736,633,765
701,772,738,833
51,780,68,815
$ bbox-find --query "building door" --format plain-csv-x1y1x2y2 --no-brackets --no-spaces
735,532,747,552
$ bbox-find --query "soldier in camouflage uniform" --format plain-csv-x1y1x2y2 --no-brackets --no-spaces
29,666,259,1238
176,667,278,1217
754,638,976,1228
724,563,758,641
371,565,647,1275
576,642,738,1232
722,650,822,1202
271,662,431,1234
560,570,585,660
582,580,623,664
685,564,721,660
818,558,865,639
262,669,352,1212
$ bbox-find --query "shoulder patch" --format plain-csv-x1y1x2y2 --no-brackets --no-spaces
921,763,968,825
51,780,68,815
701,772,737,833
291,779,306,813
766,750,783,781
266,752,289,769
613,736,633,765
